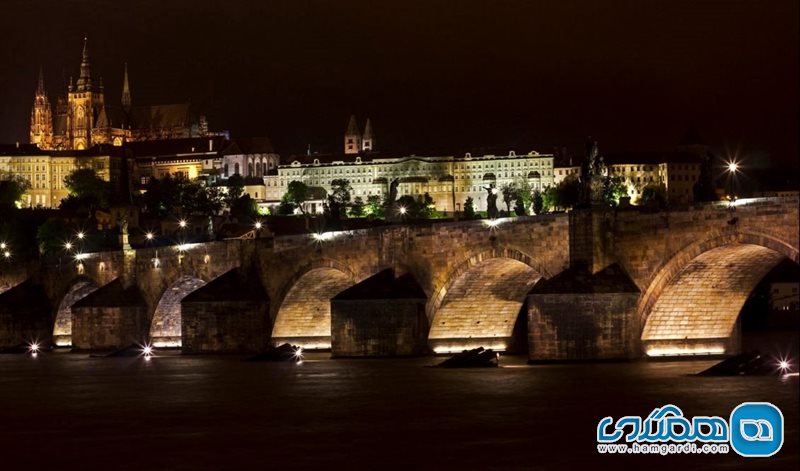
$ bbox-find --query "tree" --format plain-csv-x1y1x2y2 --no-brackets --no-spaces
285,181,310,214
180,181,223,217
500,183,518,215
36,218,70,255
64,168,109,209
230,194,259,222
641,183,668,208
349,196,365,217
541,185,557,212
0,176,29,209
225,173,245,207
602,176,628,206
365,195,384,218
531,190,545,215
513,178,533,216
550,175,581,210
418,192,435,218
463,196,476,219
277,193,296,215
693,153,717,202
330,179,352,205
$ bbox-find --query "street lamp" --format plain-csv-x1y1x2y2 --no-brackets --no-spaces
724,159,740,200
76,231,85,240
178,219,187,229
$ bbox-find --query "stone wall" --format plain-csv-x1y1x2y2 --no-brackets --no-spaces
528,292,640,361
181,300,269,353
0,281,51,348
331,300,428,357
71,305,147,350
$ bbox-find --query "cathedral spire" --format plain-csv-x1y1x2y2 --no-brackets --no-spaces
344,114,361,154
37,65,45,95
77,36,92,91
121,62,131,113
362,117,374,151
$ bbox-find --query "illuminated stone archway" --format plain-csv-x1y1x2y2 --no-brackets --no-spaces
149,276,206,348
641,243,787,356
53,279,100,347
428,256,542,353
271,267,354,349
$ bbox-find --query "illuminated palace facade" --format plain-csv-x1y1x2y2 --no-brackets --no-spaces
263,117,555,212
30,37,210,151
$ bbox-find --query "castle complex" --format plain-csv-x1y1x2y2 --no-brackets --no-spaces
29,38,207,151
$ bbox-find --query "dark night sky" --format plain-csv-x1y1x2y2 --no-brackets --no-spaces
1,0,797,166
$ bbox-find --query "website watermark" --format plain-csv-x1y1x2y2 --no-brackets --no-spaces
597,403,784,457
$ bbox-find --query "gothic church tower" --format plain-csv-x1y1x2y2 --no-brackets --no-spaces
29,67,54,149
362,117,374,152
67,37,105,150
344,115,361,154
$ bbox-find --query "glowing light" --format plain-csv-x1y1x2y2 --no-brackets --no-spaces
3,251,10,259
283,341,331,350
0,242,6,249
398,206,407,215
28,342,40,354
76,231,85,240
432,342,508,354
727,161,739,173
645,346,726,357
178,219,187,228
254,221,263,230
491,187,499,195
141,343,154,361
74,253,89,261
145,232,154,240
64,241,73,250
777,357,793,373
312,232,335,242
176,243,191,252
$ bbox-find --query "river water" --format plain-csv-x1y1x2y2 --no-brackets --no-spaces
0,352,797,470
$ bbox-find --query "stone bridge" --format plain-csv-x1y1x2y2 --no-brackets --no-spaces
1,197,797,360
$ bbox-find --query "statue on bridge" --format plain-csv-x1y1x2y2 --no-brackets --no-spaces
387,177,400,206
385,178,401,222
118,217,131,250
579,137,607,204
483,184,499,219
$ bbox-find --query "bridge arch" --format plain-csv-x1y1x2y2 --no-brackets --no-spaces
639,231,798,356
149,276,207,347
428,248,547,353
52,277,101,347
271,259,359,349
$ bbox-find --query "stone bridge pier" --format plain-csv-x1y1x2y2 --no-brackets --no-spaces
1,197,797,359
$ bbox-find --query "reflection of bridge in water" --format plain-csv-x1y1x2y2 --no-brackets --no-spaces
1,197,797,360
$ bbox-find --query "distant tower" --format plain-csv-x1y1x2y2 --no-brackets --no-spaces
344,114,361,154
362,118,374,152
67,36,105,150
121,62,131,113
30,67,54,149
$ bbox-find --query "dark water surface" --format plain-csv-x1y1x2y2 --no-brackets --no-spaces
1,352,797,470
